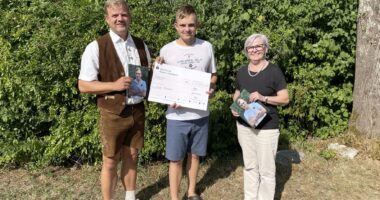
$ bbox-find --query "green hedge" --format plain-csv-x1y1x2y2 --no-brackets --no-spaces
0,0,357,167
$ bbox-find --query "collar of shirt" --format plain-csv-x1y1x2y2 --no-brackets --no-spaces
134,79,141,84
108,30,136,73
109,29,133,45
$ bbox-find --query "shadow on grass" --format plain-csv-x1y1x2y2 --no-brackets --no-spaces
137,136,299,200
275,136,301,200
136,169,169,200
137,150,243,200
194,150,243,198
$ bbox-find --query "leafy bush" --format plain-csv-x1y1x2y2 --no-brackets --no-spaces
0,0,357,167
0,0,105,166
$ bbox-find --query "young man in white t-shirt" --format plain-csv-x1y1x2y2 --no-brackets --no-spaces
156,5,217,200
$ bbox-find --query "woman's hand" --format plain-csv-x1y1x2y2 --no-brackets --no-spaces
249,91,265,102
231,109,240,117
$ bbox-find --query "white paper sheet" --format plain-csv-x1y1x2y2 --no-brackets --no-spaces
148,63,211,111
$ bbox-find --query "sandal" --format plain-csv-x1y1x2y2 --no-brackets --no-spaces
187,195,203,200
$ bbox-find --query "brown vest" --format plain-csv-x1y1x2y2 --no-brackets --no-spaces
96,33,148,114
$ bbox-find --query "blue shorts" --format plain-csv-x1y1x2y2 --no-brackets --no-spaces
166,117,209,161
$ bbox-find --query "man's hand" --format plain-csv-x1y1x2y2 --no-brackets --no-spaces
155,56,165,64
207,82,216,98
207,88,215,98
169,102,181,109
114,76,132,91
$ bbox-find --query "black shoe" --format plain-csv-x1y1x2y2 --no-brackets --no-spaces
187,195,202,200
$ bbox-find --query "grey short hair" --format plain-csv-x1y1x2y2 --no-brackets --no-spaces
104,0,129,16
243,33,269,57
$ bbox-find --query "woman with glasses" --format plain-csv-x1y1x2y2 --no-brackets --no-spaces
231,33,289,200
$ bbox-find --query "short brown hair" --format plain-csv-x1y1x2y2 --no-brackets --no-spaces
175,5,197,22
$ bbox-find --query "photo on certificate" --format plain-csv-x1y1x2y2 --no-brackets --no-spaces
128,64,151,99
230,89,268,127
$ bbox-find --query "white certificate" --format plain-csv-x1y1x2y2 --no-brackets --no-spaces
148,63,211,111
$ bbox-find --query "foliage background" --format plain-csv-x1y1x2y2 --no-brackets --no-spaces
0,0,357,167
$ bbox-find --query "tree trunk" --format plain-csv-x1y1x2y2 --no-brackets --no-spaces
351,0,380,138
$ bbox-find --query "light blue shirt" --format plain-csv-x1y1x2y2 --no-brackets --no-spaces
130,79,147,96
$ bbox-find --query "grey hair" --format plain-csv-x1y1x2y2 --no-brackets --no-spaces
104,0,129,16
243,33,269,57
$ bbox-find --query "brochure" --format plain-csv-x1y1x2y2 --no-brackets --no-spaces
230,89,268,127
128,64,151,99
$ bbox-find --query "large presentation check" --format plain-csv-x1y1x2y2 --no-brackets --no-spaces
148,63,211,111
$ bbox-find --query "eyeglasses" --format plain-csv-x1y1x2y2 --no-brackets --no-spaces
246,44,266,52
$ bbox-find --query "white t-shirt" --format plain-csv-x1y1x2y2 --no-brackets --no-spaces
78,30,151,104
159,38,217,120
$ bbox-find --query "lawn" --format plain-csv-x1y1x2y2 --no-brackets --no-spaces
1,134,379,200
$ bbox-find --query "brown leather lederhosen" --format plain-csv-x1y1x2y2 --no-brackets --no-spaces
96,33,148,156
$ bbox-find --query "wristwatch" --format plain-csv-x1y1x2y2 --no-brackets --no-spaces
264,96,268,104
